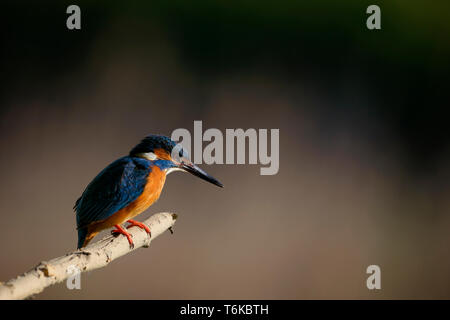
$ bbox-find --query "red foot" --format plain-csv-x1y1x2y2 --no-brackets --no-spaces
111,224,134,248
127,219,151,238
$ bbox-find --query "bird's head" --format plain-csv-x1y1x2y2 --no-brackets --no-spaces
130,134,223,188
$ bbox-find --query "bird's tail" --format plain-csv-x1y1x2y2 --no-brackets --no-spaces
77,227,88,249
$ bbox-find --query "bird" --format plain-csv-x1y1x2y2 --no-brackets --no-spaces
74,134,223,249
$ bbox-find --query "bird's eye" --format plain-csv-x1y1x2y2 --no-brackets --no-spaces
171,143,187,162
180,148,189,160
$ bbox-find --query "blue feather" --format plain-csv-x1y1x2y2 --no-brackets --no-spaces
74,156,153,242
77,227,88,249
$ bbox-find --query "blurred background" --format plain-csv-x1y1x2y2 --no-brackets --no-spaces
1,1,450,299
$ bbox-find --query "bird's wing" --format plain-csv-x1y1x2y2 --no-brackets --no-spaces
75,156,151,229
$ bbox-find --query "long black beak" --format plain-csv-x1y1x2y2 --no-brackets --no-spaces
181,162,224,188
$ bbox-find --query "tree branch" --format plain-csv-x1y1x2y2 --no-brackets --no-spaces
0,212,177,300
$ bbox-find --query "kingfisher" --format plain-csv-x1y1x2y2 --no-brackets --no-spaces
74,134,223,249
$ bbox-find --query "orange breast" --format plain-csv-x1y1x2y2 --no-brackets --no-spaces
87,166,167,233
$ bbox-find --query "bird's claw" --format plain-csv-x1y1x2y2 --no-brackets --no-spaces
126,219,151,239
111,225,134,248
111,230,133,237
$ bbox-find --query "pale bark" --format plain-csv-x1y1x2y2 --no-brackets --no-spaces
0,212,177,300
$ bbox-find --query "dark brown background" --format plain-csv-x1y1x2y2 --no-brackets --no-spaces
1,1,450,299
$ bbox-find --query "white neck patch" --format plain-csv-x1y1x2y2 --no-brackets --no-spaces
137,152,157,161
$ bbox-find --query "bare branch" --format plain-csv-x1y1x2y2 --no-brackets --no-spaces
0,212,177,300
